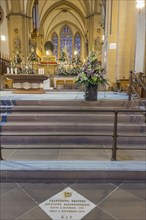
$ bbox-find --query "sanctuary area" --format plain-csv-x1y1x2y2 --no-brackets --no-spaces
0,0,145,94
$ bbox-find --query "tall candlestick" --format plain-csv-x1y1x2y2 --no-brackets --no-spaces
7,67,10,74
15,68,17,74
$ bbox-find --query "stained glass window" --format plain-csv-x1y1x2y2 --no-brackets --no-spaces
74,32,81,56
52,32,58,58
60,25,72,60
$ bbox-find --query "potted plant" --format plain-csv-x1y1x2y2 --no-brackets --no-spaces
75,51,107,101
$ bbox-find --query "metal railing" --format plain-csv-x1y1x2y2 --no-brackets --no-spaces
128,70,146,111
0,108,146,161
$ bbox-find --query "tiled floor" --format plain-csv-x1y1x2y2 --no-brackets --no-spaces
0,181,146,220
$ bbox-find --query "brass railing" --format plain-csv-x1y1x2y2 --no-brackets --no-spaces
0,108,146,161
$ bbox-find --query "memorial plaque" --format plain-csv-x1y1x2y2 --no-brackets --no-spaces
39,187,96,220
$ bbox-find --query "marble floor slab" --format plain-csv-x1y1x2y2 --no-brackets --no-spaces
0,180,145,220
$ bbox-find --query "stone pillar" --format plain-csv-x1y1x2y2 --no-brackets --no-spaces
103,0,137,86
135,6,146,73
7,13,31,61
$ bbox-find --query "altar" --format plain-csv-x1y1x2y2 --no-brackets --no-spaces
5,74,49,93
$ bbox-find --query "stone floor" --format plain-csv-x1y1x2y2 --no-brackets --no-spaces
0,180,146,220
1,90,146,220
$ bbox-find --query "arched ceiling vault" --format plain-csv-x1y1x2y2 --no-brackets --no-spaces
39,0,85,31
42,6,85,38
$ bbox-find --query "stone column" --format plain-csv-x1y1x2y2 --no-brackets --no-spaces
7,13,31,61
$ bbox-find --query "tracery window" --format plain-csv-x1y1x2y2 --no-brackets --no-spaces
32,0,39,30
60,25,72,60
52,32,58,58
74,32,81,56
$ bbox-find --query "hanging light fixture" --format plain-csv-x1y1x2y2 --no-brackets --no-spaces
136,0,145,9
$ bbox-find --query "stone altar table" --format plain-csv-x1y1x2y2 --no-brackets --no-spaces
5,74,48,93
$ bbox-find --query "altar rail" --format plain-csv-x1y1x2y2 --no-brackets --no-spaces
0,108,146,161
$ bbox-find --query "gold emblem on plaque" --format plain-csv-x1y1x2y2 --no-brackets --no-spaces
64,192,72,197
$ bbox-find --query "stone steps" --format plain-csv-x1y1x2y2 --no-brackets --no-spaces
1,99,146,161
1,161,146,181
2,122,146,133
1,133,145,145
14,100,132,107
5,113,145,123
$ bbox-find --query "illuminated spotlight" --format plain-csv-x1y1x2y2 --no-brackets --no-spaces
46,50,50,55
136,0,145,9
74,50,78,55
102,35,105,42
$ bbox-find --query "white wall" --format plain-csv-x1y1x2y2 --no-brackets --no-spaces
135,7,146,72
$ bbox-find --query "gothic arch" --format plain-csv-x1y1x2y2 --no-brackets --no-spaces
26,0,35,17
39,0,85,33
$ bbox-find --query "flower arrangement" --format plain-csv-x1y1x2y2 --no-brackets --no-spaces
57,66,80,76
16,66,36,74
75,51,107,86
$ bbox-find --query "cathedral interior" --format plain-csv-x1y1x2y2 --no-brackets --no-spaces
0,0,145,90
0,1,146,220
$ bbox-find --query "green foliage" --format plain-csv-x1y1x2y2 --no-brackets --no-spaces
57,66,80,76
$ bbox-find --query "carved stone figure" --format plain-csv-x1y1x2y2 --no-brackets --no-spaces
13,37,21,51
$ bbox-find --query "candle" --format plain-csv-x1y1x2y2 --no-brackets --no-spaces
7,67,9,74
15,68,17,74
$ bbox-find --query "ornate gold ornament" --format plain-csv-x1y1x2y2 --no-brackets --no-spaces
64,192,72,197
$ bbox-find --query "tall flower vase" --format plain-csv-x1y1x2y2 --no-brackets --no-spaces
85,84,98,101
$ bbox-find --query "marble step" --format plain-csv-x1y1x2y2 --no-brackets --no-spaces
1,133,146,145
5,113,145,123
6,105,138,112
2,143,145,150
1,161,146,181
14,100,134,107
2,122,146,133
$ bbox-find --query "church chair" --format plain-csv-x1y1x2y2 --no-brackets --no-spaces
56,80,65,90
65,80,74,89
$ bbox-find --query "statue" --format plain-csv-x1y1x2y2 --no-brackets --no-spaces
13,36,21,51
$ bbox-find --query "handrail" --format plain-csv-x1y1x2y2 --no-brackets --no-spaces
0,108,146,161
128,70,146,110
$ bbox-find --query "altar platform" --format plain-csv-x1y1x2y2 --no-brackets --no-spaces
0,90,129,101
